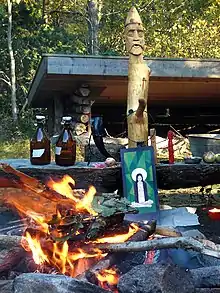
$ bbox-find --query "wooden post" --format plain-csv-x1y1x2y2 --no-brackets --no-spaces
150,128,158,163
125,7,151,148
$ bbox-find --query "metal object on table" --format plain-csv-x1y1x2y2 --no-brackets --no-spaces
188,134,220,157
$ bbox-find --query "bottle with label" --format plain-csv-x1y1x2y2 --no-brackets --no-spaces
30,115,51,165
55,116,76,166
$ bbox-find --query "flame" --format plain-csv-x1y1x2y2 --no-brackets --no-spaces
96,223,139,243
22,232,107,277
47,175,76,200
96,267,119,292
23,232,49,265
76,186,98,216
4,174,139,282
47,176,97,216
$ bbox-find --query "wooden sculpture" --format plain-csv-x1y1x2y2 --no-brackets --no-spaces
125,7,151,148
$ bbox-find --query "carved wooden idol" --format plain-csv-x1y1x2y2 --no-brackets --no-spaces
125,7,151,148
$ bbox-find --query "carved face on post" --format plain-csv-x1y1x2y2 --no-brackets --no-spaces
125,7,145,56
125,23,145,56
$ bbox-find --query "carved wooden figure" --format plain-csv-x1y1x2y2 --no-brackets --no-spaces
125,7,151,148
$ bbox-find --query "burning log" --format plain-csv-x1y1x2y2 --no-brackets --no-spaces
128,221,156,242
0,163,71,203
78,220,156,282
155,226,182,237
94,237,220,258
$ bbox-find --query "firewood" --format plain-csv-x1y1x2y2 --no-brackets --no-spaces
78,221,156,281
0,235,21,248
0,164,41,189
76,255,113,281
75,123,87,135
75,105,90,114
70,94,91,104
128,221,156,241
0,163,73,203
94,237,220,258
0,178,21,188
155,226,182,237
0,247,26,275
74,114,90,124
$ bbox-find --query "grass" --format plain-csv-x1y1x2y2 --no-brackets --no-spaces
0,139,84,161
0,140,30,159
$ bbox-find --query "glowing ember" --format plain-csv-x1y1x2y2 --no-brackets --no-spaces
95,223,139,243
96,267,119,292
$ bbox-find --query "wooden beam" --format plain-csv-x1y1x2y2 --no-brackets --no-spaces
2,160,220,192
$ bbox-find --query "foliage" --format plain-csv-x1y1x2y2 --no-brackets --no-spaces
0,0,220,143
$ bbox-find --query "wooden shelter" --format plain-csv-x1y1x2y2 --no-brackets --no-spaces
27,54,220,136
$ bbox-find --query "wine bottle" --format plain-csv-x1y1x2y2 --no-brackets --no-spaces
30,115,51,165
55,116,76,166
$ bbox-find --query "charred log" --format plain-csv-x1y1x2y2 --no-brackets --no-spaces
3,161,220,192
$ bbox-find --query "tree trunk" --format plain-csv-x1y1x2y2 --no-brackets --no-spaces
42,0,49,23
7,0,17,123
87,0,101,55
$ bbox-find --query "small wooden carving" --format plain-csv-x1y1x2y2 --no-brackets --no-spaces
125,7,151,148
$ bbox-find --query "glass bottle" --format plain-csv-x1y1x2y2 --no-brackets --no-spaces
55,116,76,166
30,115,51,165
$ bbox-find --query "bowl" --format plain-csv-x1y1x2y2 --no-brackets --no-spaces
184,157,202,164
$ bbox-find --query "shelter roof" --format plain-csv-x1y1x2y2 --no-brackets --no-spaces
27,54,220,108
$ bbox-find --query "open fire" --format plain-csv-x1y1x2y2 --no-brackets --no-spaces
4,174,140,291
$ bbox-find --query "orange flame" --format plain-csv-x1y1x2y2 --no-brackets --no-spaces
47,175,97,216
47,175,76,200
5,174,139,280
23,232,49,265
95,223,139,243
76,186,98,216
22,232,107,277
96,267,119,292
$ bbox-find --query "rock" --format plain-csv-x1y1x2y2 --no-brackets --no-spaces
191,266,220,288
0,280,13,293
118,263,195,293
195,288,220,293
13,273,109,293
114,252,146,274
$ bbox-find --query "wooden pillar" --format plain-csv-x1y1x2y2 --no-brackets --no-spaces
46,96,64,136
125,7,151,148
54,96,64,134
150,128,158,163
47,99,54,136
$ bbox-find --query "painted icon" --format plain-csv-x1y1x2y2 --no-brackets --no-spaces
120,146,159,217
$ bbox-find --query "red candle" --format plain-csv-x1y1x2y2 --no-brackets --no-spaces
208,208,220,220
168,130,174,164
